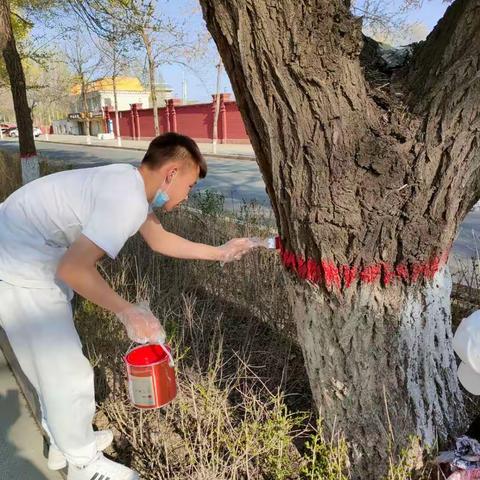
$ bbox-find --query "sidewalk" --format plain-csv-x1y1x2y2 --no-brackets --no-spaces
0,346,62,480
36,134,256,160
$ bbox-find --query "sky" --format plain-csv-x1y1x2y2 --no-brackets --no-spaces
161,0,450,102
405,0,450,30
151,0,231,103
32,0,450,105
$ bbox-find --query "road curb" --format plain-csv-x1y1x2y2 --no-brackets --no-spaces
35,139,256,161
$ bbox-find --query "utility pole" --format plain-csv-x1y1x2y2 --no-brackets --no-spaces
212,59,222,154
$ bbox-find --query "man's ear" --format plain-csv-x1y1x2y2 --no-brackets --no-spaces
167,167,178,183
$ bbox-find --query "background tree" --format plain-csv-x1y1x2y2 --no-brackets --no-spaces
66,1,135,146
0,0,31,86
91,32,132,147
69,0,207,136
25,56,74,127
62,28,103,145
120,0,203,136
0,0,61,180
0,88,15,122
199,0,479,477
0,0,38,183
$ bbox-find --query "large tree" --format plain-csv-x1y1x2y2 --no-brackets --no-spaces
199,0,479,476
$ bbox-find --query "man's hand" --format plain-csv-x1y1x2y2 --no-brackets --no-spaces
218,238,256,263
116,301,166,344
140,213,257,262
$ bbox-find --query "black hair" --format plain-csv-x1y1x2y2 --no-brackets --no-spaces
141,132,207,178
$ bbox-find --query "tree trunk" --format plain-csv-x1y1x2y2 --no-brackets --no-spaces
112,74,122,147
0,0,39,184
81,78,91,144
142,33,160,137
199,0,480,475
144,35,159,137
288,267,463,475
212,60,222,153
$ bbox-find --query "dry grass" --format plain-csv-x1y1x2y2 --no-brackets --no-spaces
0,150,21,202
4,148,479,479
74,227,316,479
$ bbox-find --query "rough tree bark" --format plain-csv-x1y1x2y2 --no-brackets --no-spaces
0,0,39,184
200,0,480,476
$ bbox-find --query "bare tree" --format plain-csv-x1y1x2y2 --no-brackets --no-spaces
67,0,208,137
26,55,74,129
90,31,133,147
62,29,102,144
351,0,423,42
124,0,198,136
64,1,134,145
0,87,15,122
199,0,479,476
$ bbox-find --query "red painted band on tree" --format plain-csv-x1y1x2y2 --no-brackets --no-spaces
274,237,448,288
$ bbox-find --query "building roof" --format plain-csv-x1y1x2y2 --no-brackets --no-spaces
71,76,146,95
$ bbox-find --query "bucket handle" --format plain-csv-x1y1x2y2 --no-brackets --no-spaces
126,342,175,368
158,342,175,368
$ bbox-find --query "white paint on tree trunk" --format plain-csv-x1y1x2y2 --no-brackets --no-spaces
399,266,464,445
21,156,40,184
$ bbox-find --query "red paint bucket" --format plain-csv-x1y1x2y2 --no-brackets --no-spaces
124,343,176,409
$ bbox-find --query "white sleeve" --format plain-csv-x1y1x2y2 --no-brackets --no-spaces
83,191,146,259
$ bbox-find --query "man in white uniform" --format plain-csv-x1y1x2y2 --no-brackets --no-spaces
0,133,254,480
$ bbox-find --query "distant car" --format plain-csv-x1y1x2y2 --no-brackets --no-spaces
0,123,16,134
3,127,16,136
9,127,42,137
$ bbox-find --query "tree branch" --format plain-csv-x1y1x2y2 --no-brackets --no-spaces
399,0,480,212
11,11,34,29
402,0,480,112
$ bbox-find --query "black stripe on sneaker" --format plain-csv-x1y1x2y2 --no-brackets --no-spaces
90,474,99,480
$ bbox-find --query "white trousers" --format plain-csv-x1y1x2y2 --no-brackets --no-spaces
0,280,97,466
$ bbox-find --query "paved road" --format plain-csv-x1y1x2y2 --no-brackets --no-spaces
1,139,479,264
0,347,62,479
0,139,271,212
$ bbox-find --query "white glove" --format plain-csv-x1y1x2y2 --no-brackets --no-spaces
116,301,166,344
218,238,256,263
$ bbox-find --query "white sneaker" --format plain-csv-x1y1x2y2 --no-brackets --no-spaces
67,452,139,480
48,430,114,470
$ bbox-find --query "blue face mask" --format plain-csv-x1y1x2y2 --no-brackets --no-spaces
151,173,175,208
152,189,170,208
